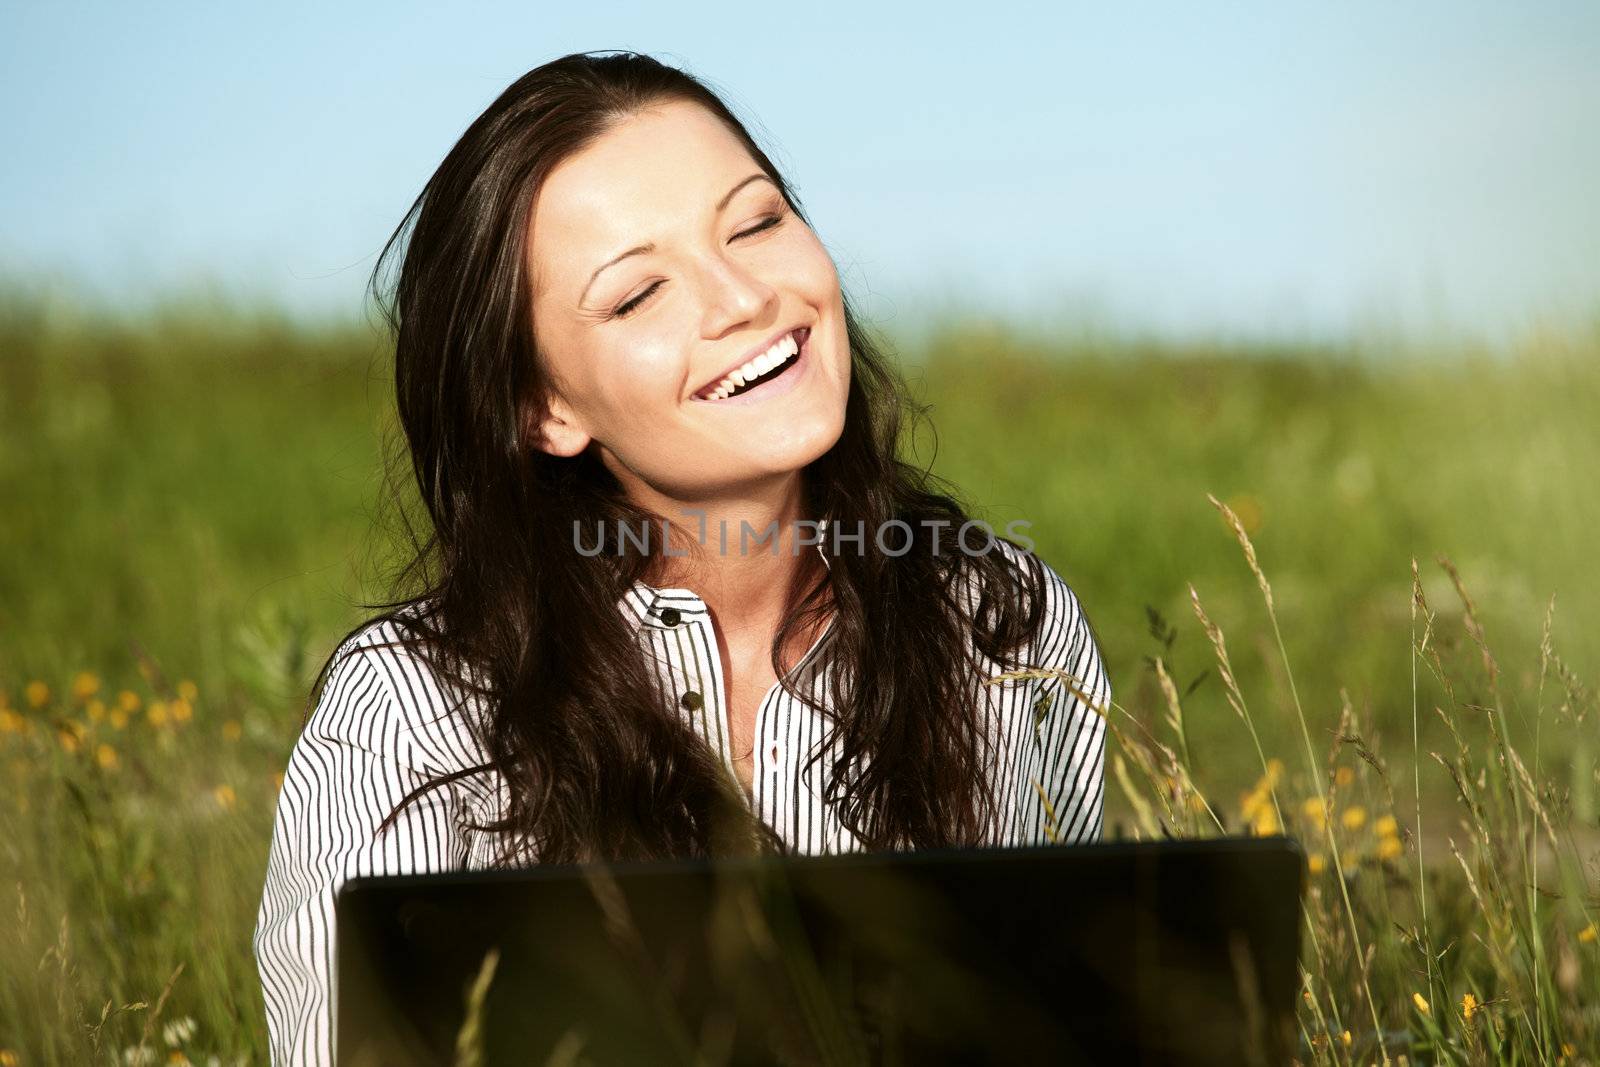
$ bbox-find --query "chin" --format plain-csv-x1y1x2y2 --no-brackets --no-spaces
778,409,847,464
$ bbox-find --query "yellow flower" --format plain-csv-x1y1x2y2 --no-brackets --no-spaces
1339,1030,1351,1047
1334,766,1354,787
1240,786,1265,817
1,1048,19,1066
1252,807,1280,836
1264,758,1284,783
1376,836,1403,860
0,709,23,734
110,707,129,729
222,720,243,742
1307,853,1326,875
116,689,141,713
1341,806,1367,831
171,698,193,723
87,698,107,722
59,730,81,754
1413,992,1430,1015
1374,814,1399,838
1300,796,1328,827
1461,993,1478,1021
177,679,199,703
146,701,169,728
96,743,118,770
25,680,50,708
71,671,100,700
213,784,236,811
1579,922,1598,944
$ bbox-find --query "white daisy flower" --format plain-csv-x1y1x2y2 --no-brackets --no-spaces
162,1015,199,1046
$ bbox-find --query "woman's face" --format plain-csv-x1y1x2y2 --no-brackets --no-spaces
526,99,850,508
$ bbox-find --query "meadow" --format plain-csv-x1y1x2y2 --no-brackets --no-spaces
1,286,1596,1063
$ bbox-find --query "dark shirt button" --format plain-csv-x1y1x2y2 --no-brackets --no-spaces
680,689,703,711
659,607,681,627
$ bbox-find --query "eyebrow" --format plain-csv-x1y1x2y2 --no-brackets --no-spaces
580,172,776,305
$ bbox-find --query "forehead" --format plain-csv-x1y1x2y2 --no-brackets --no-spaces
527,100,761,299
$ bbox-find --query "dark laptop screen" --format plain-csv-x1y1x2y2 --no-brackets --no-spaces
337,836,1303,1066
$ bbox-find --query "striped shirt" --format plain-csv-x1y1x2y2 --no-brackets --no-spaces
252,536,1110,1066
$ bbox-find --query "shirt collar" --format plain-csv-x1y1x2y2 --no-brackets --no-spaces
617,517,831,631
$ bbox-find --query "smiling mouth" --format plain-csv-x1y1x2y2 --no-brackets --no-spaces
693,326,808,402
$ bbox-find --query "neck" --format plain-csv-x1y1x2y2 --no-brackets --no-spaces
632,478,829,643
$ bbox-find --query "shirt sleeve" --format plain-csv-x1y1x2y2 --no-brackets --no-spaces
1011,562,1111,846
252,630,476,1066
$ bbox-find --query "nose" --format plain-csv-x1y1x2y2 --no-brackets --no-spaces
696,249,778,338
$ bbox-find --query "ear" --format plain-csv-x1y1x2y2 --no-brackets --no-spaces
524,392,593,458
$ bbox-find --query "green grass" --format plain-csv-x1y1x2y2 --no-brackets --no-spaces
907,318,1600,813
2,288,1597,1062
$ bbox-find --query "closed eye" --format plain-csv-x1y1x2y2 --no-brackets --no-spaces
611,213,787,319
734,214,783,240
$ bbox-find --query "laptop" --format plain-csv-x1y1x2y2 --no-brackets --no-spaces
336,836,1304,1066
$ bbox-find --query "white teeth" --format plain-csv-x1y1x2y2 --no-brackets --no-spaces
702,330,799,399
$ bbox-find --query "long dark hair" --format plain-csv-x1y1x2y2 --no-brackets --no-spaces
315,50,1055,865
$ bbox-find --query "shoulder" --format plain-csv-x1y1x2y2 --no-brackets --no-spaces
984,538,1108,693
985,538,1092,644
309,601,487,775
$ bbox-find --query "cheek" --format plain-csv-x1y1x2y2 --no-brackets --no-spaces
590,338,684,416
790,233,841,302
788,236,848,365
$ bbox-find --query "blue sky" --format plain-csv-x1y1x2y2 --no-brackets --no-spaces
2,1,1596,349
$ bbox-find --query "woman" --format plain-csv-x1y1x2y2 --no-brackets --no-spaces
253,50,1110,1066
